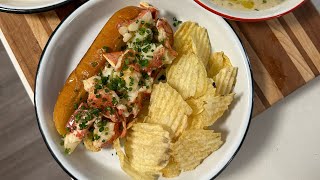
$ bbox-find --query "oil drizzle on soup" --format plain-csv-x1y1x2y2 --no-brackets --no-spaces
211,0,286,11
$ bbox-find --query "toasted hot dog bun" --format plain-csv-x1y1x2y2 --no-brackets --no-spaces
53,6,142,135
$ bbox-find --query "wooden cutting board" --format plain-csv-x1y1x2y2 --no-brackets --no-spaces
0,1,319,117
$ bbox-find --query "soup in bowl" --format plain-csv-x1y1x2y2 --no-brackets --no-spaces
195,0,306,21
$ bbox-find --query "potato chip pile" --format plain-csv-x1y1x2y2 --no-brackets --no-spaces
114,21,238,179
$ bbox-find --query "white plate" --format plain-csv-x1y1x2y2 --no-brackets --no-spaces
0,0,73,13
195,0,305,21
35,0,253,179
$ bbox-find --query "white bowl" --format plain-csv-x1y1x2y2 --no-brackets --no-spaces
0,0,73,13
195,0,306,21
34,0,253,179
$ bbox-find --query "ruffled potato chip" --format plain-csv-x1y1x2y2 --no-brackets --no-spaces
174,21,197,56
171,130,223,171
207,52,233,78
113,138,157,180
190,27,211,66
146,83,192,138
174,21,211,66
186,98,204,116
167,53,207,99
187,111,207,130
202,93,235,126
125,123,171,173
161,157,181,178
214,67,238,95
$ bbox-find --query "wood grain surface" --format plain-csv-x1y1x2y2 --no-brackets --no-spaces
0,0,319,117
0,43,69,179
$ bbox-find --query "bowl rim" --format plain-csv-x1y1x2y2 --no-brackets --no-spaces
0,0,75,14
33,1,254,179
194,0,306,22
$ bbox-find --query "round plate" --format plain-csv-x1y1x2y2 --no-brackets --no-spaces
34,0,253,179
0,0,74,13
194,0,305,21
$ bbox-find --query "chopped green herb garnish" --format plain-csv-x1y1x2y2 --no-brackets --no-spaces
102,46,110,52
94,134,100,140
112,97,118,105
90,109,99,117
173,18,182,27
79,122,87,130
99,127,104,132
105,106,111,112
125,59,130,65
129,77,135,86
139,59,149,67
64,148,71,154
75,113,81,121
109,108,115,115
101,76,109,85
139,28,146,35
73,103,78,110
95,84,102,90
91,61,98,67
142,72,149,79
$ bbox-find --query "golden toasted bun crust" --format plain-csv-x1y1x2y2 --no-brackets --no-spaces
53,6,142,135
